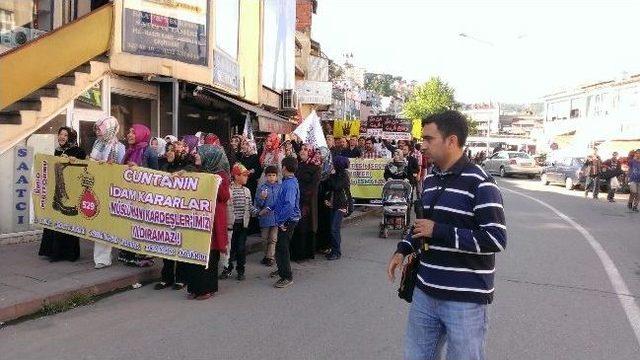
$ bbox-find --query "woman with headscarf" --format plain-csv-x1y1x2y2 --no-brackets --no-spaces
150,136,167,169
323,156,351,260
204,133,222,147
290,144,322,261
230,135,242,161
195,131,205,146
118,124,158,267
238,137,262,201
39,127,86,262
384,149,409,181
90,116,126,269
283,140,296,159
164,134,178,144
182,135,200,157
183,144,230,300
259,133,284,183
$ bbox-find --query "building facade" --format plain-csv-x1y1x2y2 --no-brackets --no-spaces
543,75,640,155
0,0,299,239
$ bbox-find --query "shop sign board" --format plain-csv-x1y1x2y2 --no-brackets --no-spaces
122,0,208,65
213,49,240,92
258,117,295,134
296,81,332,105
13,145,33,231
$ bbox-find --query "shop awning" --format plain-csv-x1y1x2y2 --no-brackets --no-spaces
195,87,296,134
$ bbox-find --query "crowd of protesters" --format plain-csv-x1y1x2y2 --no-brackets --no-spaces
38,116,356,299
583,148,640,211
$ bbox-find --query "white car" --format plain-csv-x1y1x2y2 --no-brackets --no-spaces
482,151,541,178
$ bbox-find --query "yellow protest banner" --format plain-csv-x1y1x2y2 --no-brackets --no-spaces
31,154,220,266
348,158,387,204
333,119,361,137
412,119,422,140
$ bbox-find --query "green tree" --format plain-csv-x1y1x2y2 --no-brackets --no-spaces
402,77,459,120
466,116,479,135
364,73,402,97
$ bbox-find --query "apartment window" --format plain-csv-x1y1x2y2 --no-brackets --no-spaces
570,109,580,118
215,0,239,59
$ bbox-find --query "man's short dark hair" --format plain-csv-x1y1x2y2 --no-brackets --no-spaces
264,165,278,175
422,110,469,148
282,157,298,173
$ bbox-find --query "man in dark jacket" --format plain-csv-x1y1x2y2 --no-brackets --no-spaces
602,152,622,202
342,137,362,158
400,142,420,186
584,149,603,199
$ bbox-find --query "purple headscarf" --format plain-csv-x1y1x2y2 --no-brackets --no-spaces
123,124,151,165
333,155,350,171
182,135,199,154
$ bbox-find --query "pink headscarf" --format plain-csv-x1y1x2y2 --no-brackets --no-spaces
204,133,221,147
123,124,151,165
302,144,323,166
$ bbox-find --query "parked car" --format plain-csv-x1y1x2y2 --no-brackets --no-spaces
540,157,586,190
482,151,541,178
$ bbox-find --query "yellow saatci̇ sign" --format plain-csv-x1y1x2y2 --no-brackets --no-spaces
333,120,361,137
31,154,220,266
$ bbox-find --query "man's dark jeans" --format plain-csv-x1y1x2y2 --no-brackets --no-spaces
229,223,248,274
275,221,298,280
330,210,344,256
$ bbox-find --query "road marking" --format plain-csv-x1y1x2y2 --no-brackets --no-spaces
502,187,640,346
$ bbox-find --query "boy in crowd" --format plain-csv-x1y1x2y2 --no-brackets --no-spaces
220,163,253,281
270,157,301,289
255,166,281,267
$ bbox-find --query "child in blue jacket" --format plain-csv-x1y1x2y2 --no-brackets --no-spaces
255,166,281,266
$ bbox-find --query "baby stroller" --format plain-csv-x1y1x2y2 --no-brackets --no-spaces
379,179,412,238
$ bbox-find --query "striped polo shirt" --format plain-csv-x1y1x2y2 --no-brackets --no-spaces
396,155,507,304
231,184,248,225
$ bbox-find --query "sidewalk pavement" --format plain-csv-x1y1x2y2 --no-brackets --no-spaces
0,208,380,323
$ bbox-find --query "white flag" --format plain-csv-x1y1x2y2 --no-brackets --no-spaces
242,113,254,140
293,110,328,149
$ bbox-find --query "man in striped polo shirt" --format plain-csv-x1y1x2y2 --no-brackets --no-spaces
387,110,507,360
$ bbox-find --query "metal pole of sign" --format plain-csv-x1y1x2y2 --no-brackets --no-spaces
172,80,179,136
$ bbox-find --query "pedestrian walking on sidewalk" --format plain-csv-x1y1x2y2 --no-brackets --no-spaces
584,149,603,199
627,150,640,212
387,110,507,360
270,157,301,289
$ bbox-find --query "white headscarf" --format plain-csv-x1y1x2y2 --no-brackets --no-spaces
164,135,178,143
150,136,167,156
90,116,124,163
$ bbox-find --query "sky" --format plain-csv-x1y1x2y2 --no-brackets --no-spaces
312,0,640,104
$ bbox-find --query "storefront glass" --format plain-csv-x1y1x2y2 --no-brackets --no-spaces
111,93,156,138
